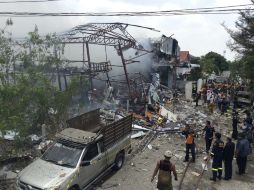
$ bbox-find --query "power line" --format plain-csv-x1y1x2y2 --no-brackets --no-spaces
0,3,253,17
0,0,63,3
0,9,253,17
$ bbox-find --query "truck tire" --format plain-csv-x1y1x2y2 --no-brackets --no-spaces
113,153,124,170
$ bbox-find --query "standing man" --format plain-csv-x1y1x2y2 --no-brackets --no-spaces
244,112,253,131
203,121,215,153
151,151,178,190
236,133,250,175
232,111,239,140
210,132,224,181
182,124,195,162
221,97,227,115
195,91,201,107
223,135,235,180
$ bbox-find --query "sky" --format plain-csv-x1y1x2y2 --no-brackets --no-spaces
0,0,252,61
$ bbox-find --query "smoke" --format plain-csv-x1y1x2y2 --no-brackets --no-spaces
61,37,155,91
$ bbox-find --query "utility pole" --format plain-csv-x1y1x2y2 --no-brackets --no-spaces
85,41,93,90
118,44,131,98
172,57,178,113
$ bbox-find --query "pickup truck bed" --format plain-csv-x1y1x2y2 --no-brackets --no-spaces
65,109,132,149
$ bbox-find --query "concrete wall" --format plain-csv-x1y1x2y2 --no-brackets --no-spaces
185,81,193,100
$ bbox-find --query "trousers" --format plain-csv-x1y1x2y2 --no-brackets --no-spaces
205,138,213,152
236,156,247,175
212,157,223,180
185,144,195,161
224,159,233,179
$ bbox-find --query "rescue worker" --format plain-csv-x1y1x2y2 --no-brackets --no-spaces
223,135,235,180
151,150,178,190
210,132,224,181
236,133,250,175
202,120,215,153
182,124,195,162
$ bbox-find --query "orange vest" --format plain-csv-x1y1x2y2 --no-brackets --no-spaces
186,134,194,144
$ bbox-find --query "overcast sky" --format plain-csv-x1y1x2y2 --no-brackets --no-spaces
0,0,252,60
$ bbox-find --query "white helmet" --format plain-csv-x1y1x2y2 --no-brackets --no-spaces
164,150,173,158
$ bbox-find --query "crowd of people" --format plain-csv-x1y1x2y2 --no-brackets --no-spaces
194,83,253,114
151,111,253,190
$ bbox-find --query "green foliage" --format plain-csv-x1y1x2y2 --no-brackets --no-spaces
188,57,202,80
0,26,83,138
199,51,229,74
224,1,254,91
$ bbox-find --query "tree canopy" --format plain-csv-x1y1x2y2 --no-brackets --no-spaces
199,51,229,75
0,26,84,138
224,0,254,91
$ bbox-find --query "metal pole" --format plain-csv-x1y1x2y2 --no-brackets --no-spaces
172,58,177,113
127,99,129,112
85,41,93,90
54,45,62,91
178,161,191,190
118,44,131,97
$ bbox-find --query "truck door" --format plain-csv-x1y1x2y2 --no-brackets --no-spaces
79,142,107,188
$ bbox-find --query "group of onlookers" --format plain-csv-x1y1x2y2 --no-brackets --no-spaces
181,110,253,182
194,82,251,115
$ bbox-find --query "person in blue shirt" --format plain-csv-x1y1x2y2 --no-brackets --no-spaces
202,121,215,153
236,133,250,175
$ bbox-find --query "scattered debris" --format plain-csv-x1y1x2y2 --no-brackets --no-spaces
0,130,19,141
160,106,178,122
191,171,200,177
131,131,146,139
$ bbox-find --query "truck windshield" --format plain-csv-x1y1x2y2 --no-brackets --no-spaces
41,143,83,168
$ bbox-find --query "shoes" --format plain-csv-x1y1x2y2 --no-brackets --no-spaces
217,176,222,180
210,177,216,182
183,160,189,162
223,177,229,180
236,171,242,175
190,159,195,163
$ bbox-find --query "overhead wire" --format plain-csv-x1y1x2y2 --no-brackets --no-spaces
0,0,63,3
0,3,253,17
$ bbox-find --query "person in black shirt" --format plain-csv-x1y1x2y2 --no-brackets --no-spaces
210,132,224,181
223,135,235,180
202,121,215,153
232,111,239,140
195,91,201,107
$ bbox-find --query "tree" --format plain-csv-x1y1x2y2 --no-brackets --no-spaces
0,26,84,138
188,56,202,80
223,0,254,92
199,52,229,74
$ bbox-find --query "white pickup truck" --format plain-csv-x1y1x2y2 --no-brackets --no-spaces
16,109,132,190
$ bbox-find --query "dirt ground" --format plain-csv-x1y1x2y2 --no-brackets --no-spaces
95,135,254,190
94,105,254,190
1,103,254,190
